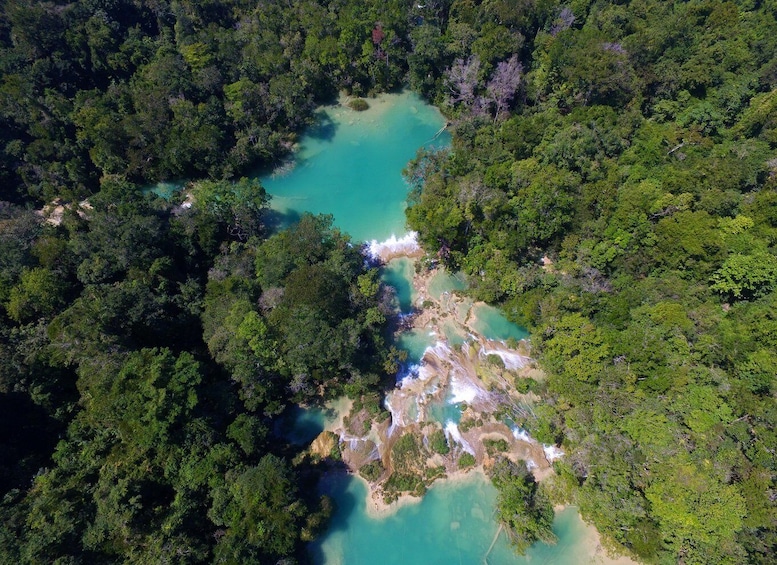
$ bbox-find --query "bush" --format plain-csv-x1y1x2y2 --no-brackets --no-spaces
384,472,426,496
484,438,509,456
429,428,450,455
514,377,538,394
359,460,384,482
459,452,476,469
349,98,369,111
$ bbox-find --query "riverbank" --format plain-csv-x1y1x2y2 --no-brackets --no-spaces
309,250,640,564
360,465,490,519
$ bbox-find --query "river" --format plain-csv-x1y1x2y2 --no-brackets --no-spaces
260,91,629,565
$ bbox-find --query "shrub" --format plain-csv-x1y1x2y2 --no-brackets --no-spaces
459,452,476,469
349,98,369,111
359,460,384,482
429,428,450,455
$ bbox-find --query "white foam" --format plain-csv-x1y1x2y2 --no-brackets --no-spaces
368,232,420,259
384,396,404,436
481,348,528,370
398,364,421,386
543,444,564,462
449,372,483,404
511,427,535,443
426,341,452,360
444,421,475,454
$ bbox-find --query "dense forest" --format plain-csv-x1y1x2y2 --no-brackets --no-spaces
1,0,776,564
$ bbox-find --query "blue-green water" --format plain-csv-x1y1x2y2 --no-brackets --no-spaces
311,473,600,565
282,405,334,445
259,91,450,243
428,397,464,425
396,329,436,365
441,320,468,347
471,304,528,342
144,180,185,200
427,269,467,300
382,257,415,313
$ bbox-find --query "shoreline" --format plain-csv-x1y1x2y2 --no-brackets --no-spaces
329,468,639,564
315,250,640,564
360,465,490,519
574,511,640,565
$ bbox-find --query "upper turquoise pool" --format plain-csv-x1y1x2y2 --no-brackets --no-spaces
258,91,450,244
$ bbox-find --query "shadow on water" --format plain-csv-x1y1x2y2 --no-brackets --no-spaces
306,111,338,142
277,404,324,446
388,273,413,314
380,258,416,315
264,207,301,236
307,472,359,563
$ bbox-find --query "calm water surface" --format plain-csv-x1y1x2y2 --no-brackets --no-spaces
259,91,449,243
311,473,597,565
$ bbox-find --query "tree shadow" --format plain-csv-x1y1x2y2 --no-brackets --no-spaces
0,392,60,494
306,111,338,142
276,404,326,446
264,207,301,236
306,470,360,563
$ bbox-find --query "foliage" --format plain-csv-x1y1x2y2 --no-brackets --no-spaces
458,452,476,469
428,428,450,455
359,460,384,482
348,98,370,111
3,0,777,563
190,177,269,241
0,172,390,561
489,457,556,554
484,438,509,456
404,1,777,562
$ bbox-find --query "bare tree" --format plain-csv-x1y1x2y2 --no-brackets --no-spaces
485,55,523,123
446,54,481,108
550,6,575,36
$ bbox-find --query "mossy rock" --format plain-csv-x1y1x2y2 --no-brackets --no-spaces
349,98,369,111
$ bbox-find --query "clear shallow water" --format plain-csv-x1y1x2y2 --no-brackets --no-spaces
471,304,528,342
427,269,467,300
143,180,185,200
311,473,598,565
258,91,450,243
381,257,416,313
428,396,464,425
396,329,436,365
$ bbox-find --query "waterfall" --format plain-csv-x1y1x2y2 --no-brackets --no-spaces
444,421,475,454
368,232,421,260
479,346,529,370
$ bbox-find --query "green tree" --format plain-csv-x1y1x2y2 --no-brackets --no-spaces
711,251,777,300
209,455,306,561
5,267,67,323
645,458,746,564
490,457,556,554
191,177,270,241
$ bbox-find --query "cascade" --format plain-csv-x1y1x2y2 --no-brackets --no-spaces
265,90,628,565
